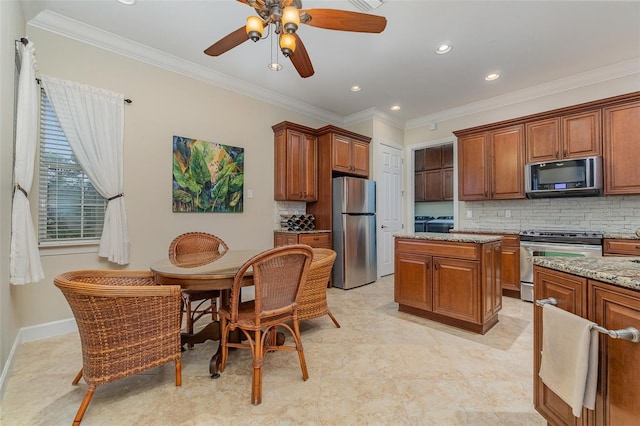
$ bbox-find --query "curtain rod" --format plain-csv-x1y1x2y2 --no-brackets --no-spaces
18,38,132,104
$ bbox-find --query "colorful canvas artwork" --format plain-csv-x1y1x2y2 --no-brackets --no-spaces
172,135,244,213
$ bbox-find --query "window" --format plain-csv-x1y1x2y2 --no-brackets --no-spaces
38,90,106,245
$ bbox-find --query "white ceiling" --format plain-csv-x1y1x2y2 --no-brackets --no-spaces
21,0,640,128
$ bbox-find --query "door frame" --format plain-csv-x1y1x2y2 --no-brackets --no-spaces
407,136,458,231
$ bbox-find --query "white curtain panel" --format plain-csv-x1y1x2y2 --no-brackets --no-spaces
10,40,44,285
41,75,130,265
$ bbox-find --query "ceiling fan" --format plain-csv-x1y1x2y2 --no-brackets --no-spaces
204,0,387,78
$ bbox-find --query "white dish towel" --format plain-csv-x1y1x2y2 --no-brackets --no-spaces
539,304,599,417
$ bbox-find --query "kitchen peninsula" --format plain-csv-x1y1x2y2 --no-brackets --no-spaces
531,257,640,425
394,233,502,334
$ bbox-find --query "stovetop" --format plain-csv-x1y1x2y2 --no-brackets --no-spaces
520,229,603,245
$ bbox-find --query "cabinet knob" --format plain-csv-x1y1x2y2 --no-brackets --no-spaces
563,150,567,157
425,260,430,269
555,151,559,158
434,261,438,270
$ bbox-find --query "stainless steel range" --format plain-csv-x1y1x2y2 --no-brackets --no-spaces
519,230,603,302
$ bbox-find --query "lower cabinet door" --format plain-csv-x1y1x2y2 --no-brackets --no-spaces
394,252,432,310
432,257,480,323
590,281,640,426
533,267,587,425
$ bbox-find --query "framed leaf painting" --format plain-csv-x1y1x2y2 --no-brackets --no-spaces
172,135,244,212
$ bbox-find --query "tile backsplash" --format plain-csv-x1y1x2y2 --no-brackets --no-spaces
458,195,640,235
274,201,306,230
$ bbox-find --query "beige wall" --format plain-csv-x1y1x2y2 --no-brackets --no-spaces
11,27,329,331
0,0,26,396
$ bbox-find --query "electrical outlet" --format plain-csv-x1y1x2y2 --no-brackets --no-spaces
505,210,511,218
466,210,472,219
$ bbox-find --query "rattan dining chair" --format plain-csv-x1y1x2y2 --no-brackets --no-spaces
218,244,314,405
54,270,182,425
298,248,340,327
168,232,229,341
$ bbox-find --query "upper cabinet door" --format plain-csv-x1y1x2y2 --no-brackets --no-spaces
604,101,640,195
331,134,353,174
458,133,489,200
350,140,370,176
526,118,561,163
273,123,318,202
491,125,525,199
562,110,601,159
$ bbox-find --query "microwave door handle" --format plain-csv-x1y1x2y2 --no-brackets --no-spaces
586,158,592,187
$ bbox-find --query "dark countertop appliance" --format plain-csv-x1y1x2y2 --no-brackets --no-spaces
414,216,434,232
427,216,454,233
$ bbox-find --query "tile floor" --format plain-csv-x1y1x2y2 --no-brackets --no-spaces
1,275,544,425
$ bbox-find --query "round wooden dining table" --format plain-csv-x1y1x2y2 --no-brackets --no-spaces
150,249,262,377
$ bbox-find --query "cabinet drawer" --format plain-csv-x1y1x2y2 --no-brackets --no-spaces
603,238,640,256
501,235,520,247
396,239,480,260
298,232,331,248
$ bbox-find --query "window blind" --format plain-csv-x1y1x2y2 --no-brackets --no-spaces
38,90,106,244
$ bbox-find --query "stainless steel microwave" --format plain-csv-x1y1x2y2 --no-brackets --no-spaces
525,156,603,198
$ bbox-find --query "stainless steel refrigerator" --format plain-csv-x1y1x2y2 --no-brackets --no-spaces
332,177,377,289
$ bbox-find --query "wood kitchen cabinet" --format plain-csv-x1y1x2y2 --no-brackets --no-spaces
394,236,501,334
309,125,371,231
500,235,521,297
456,125,525,201
526,110,602,163
415,144,453,202
603,100,640,195
318,127,370,177
273,231,332,248
603,238,640,256
272,122,317,201
533,266,640,425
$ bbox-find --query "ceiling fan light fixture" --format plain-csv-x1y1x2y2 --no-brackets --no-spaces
279,33,296,57
268,62,283,71
282,6,300,34
246,16,264,42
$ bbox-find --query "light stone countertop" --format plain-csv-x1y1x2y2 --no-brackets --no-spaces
604,233,640,240
532,256,640,291
274,229,331,234
395,232,502,244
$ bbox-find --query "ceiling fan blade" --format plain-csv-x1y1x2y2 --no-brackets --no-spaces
289,34,314,78
204,26,249,56
301,9,387,33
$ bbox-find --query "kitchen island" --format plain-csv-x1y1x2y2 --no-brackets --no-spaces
532,256,640,425
394,232,502,334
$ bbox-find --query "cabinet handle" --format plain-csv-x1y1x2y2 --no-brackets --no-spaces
555,151,559,158
563,150,567,157
535,297,640,343
434,261,438,271
425,260,430,270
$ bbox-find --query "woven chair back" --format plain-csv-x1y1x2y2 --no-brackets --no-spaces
54,270,182,387
230,245,313,323
168,232,229,267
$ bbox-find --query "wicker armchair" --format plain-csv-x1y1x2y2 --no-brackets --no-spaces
168,232,229,340
218,244,314,405
54,270,182,425
298,248,340,327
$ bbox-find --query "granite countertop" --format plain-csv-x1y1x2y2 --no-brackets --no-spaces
275,229,331,234
395,232,502,244
604,233,640,240
532,257,640,291
451,229,520,236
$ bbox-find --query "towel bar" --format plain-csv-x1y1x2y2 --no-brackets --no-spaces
536,297,640,343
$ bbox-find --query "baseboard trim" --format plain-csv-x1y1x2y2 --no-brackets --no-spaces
0,318,77,402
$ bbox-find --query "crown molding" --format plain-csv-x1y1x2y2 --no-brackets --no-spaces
27,10,344,125
343,107,404,129
405,58,640,130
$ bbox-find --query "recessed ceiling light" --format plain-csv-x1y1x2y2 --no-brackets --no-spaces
350,85,362,92
485,73,500,81
435,44,452,55
390,105,401,111
117,0,136,5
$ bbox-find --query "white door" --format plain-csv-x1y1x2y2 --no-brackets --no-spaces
376,143,403,277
